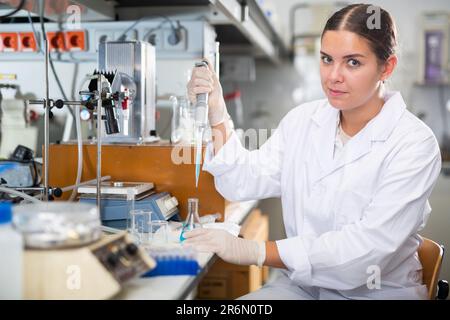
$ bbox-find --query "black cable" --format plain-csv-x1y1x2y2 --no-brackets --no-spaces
0,0,26,20
117,15,178,41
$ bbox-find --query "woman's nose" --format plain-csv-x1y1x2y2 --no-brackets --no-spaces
329,64,344,83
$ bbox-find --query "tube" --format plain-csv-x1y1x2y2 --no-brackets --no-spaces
68,104,83,201
0,186,41,204
66,75,94,201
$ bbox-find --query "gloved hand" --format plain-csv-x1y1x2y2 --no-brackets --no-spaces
183,228,266,267
186,60,230,126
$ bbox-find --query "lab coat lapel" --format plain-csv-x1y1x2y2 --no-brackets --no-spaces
325,126,372,178
309,92,407,183
309,102,339,184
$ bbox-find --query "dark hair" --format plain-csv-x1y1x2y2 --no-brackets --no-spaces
322,4,397,63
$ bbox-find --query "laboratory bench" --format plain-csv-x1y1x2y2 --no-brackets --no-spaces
116,200,263,300
47,142,269,300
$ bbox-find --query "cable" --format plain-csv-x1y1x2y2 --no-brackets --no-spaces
0,186,41,203
116,15,178,41
36,0,75,120
0,0,26,20
27,11,41,53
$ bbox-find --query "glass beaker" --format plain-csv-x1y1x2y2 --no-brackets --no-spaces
179,98,196,145
179,198,202,242
148,220,169,246
129,209,152,246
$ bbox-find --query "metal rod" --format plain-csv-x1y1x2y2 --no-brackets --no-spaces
44,37,50,202
28,100,45,105
61,101,84,106
96,75,103,211
60,175,111,193
14,187,46,192
29,100,83,106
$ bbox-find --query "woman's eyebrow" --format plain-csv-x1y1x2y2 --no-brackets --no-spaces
320,51,366,59
342,53,366,59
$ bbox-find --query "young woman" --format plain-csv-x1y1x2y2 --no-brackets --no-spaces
184,4,441,299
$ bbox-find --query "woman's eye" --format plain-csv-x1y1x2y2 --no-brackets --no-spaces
321,56,332,64
347,59,360,67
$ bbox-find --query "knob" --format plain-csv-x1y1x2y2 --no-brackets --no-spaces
52,187,63,198
125,243,138,256
164,196,178,210
54,99,64,109
106,253,119,268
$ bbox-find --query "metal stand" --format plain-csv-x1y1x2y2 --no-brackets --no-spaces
29,67,106,213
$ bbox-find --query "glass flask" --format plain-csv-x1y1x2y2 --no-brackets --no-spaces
179,198,202,242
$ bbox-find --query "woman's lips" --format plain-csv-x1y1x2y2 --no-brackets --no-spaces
328,88,348,97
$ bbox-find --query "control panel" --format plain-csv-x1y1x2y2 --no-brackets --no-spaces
90,232,155,284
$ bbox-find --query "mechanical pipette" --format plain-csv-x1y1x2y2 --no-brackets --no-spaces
194,61,209,188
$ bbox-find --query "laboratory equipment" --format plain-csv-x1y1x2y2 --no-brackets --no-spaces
180,198,202,242
98,40,157,143
419,13,449,84
199,213,222,224
77,181,154,198
0,202,22,299
29,70,109,209
129,209,153,246
143,247,200,277
171,96,197,144
80,191,180,230
0,161,36,188
425,30,447,83
13,202,102,249
194,60,209,188
148,220,169,246
12,202,155,299
0,145,40,188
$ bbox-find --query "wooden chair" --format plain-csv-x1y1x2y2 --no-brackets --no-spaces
418,236,449,299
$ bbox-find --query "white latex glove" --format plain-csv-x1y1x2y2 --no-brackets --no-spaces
183,228,266,267
186,59,230,126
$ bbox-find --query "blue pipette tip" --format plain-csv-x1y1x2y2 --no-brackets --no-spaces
195,164,200,188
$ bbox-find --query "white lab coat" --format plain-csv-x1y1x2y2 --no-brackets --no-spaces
203,91,441,299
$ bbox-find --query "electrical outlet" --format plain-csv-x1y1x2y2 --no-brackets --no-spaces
94,31,114,52
19,32,38,52
47,31,66,52
162,28,187,51
66,30,87,51
144,29,163,49
0,33,19,52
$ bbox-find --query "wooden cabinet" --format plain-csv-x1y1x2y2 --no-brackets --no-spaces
48,143,224,221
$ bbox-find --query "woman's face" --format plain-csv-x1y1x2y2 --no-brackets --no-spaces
320,30,385,110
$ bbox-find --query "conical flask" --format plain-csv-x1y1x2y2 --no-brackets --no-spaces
180,198,202,242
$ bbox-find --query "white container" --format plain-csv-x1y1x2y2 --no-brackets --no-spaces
0,203,23,299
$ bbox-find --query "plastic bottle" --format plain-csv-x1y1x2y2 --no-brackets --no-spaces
0,202,23,299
